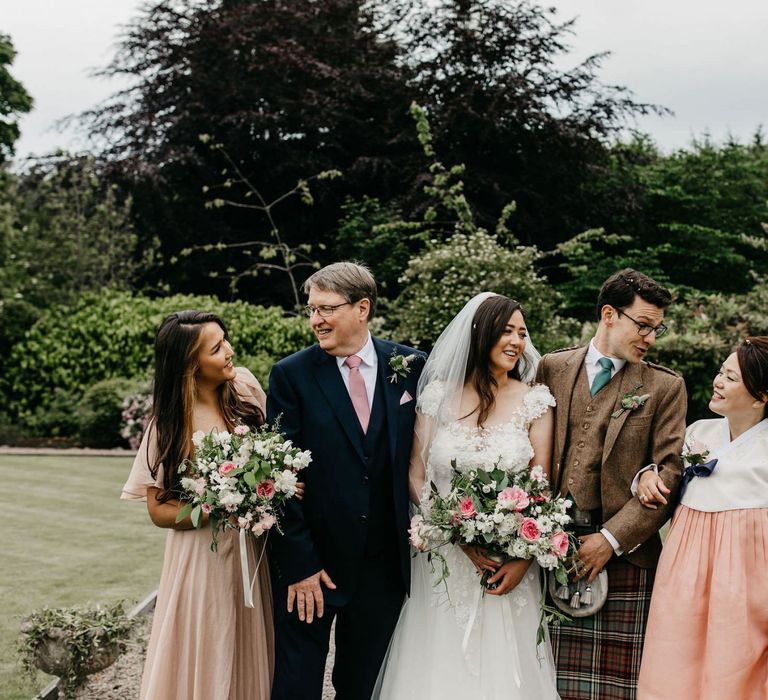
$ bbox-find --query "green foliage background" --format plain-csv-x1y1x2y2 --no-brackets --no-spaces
3,291,313,422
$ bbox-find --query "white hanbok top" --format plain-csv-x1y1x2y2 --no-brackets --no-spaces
681,417,768,512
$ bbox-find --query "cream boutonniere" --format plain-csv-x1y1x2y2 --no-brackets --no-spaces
388,351,419,383
611,384,651,419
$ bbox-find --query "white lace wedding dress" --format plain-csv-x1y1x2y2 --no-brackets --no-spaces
376,385,560,699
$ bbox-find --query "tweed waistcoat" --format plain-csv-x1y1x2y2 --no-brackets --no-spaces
560,363,623,510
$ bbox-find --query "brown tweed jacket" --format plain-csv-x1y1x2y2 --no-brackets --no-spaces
536,345,687,568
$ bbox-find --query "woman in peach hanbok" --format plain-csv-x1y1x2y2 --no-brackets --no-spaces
121,311,274,700
636,336,768,700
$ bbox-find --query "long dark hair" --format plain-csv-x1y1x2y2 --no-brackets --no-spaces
148,310,263,502
736,336,768,418
463,295,529,427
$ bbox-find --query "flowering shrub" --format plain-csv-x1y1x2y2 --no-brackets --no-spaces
120,385,152,450
390,230,578,350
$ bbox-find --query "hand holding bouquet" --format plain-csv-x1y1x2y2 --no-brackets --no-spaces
176,422,311,551
409,459,574,642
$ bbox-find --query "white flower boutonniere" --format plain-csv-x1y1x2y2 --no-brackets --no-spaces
388,351,419,384
611,384,651,419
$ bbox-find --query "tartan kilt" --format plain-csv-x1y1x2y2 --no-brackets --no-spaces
548,558,655,700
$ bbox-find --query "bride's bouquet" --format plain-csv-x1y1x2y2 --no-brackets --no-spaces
409,459,574,639
176,423,311,551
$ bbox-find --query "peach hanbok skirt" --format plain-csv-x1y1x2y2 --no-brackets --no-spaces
638,505,768,700
140,527,273,700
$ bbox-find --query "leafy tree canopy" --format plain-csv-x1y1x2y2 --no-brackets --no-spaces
0,33,33,163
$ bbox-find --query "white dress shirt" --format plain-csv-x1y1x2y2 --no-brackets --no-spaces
584,339,626,387
584,339,626,555
336,333,377,411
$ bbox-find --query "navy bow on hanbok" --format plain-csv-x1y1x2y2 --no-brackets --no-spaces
678,458,718,502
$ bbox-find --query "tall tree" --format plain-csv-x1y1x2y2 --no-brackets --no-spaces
0,33,33,163
83,0,419,303
403,0,664,249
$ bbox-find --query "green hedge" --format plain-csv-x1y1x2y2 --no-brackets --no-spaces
3,291,314,422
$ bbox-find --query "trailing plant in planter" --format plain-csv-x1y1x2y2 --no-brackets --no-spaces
18,602,135,698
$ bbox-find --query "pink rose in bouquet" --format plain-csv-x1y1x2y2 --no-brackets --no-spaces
550,530,569,558
256,480,276,499
219,461,236,477
459,497,477,518
498,486,530,511
520,517,541,542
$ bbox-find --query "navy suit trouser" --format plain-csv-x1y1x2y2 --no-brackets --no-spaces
271,549,405,700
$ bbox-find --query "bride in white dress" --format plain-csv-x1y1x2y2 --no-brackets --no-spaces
376,293,560,699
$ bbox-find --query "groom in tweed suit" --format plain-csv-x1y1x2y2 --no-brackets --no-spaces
536,269,686,700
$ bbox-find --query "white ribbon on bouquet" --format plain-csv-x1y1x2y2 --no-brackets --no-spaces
239,528,268,608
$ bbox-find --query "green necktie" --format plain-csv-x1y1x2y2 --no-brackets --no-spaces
590,357,614,396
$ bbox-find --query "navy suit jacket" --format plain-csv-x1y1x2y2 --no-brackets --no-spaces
267,336,425,605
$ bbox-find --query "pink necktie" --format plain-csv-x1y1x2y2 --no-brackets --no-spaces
344,355,370,433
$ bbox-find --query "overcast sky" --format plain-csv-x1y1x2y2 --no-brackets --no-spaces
4,0,768,160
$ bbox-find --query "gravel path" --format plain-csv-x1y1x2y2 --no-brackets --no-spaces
73,613,337,699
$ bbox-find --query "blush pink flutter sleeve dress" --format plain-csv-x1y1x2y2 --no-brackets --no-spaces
121,367,274,700
638,417,768,700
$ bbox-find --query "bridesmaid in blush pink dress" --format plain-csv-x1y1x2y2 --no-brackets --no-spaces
636,336,768,700
121,311,274,700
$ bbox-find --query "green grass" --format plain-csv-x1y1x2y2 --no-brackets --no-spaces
0,455,165,700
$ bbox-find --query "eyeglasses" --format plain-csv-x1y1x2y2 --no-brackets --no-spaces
618,309,668,338
303,302,353,318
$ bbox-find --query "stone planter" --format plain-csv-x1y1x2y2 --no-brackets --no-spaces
20,621,120,678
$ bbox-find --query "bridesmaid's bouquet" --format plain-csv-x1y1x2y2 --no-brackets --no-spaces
176,423,311,551
409,460,574,642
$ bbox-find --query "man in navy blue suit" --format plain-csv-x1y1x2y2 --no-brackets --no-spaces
267,262,425,699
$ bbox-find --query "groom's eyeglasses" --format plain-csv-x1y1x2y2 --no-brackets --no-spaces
618,309,668,338
304,302,353,318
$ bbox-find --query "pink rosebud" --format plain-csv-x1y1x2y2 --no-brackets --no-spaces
520,517,541,542
201,503,213,514
451,511,462,526
459,497,477,519
550,530,569,558
219,461,236,476
234,425,250,436
689,439,707,454
256,480,276,500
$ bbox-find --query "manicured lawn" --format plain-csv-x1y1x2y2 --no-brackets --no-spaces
0,455,165,700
